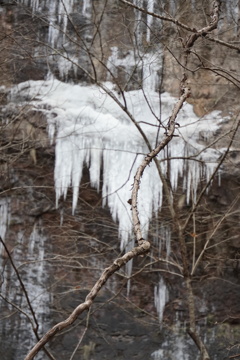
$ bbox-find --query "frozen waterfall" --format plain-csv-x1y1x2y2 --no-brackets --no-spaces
9,79,222,250
12,0,223,251
2,0,229,338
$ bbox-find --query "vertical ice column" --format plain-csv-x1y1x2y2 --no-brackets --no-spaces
82,0,91,18
18,0,39,12
0,199,10,266
146,0,156,43
133,0,144,43
142,52,161,92
154,277,169,323
0,199,10,241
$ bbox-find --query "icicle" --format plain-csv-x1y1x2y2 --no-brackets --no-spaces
0,198,10,267
58,0,75,38
218,169,222,186
60,208,64,226
133,0,144,43
57,54,79,80
82,0,91,18
165,227,171,259
31,0,39,13
157,225,171,259
18,0,39,13
154,277,169,323
0,198,10,240
47,1,59,47
151,349,164,360
106,47,119,80
125,239,135,296
146,0,155,43
142,52,161,93
8,79,223,249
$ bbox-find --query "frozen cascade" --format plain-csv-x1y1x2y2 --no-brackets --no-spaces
9,78,223,250
10,0,223,253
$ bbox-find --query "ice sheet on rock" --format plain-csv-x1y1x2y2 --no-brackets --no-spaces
8,78,222,249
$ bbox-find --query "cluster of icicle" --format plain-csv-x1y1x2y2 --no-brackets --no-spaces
10,78,222,250
12,1,223,251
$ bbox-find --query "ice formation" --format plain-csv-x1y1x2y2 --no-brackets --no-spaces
151,338,191,360
0,198,10,240
0,199,10,267
146,0,156,42
13,0,223,251
10,0,224,254
0,223,52,359
154,277,169,323
18,0,90,41
5,0,229,332
9,78,222,250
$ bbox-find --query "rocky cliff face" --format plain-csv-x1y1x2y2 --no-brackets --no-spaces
0,1,240,360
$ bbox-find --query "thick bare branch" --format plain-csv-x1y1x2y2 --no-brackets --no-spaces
0,237,56,360
24,241,150,360
131,86,191,244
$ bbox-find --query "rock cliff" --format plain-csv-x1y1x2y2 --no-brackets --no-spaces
0,1,240,359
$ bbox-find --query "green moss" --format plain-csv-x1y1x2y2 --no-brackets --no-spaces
82,341,96,360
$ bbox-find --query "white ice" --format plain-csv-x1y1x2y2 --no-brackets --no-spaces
0,198,10,240
9,78,222,250
0,198,10,267
154,277,169,323
146,0,155,43
11,1,224,251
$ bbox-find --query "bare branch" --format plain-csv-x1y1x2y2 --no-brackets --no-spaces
206,35,240,52
0,237,56,360
131,86,191,244
183,115,240,231
24,241,150,360
191,193,240,275
119,0,198,32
